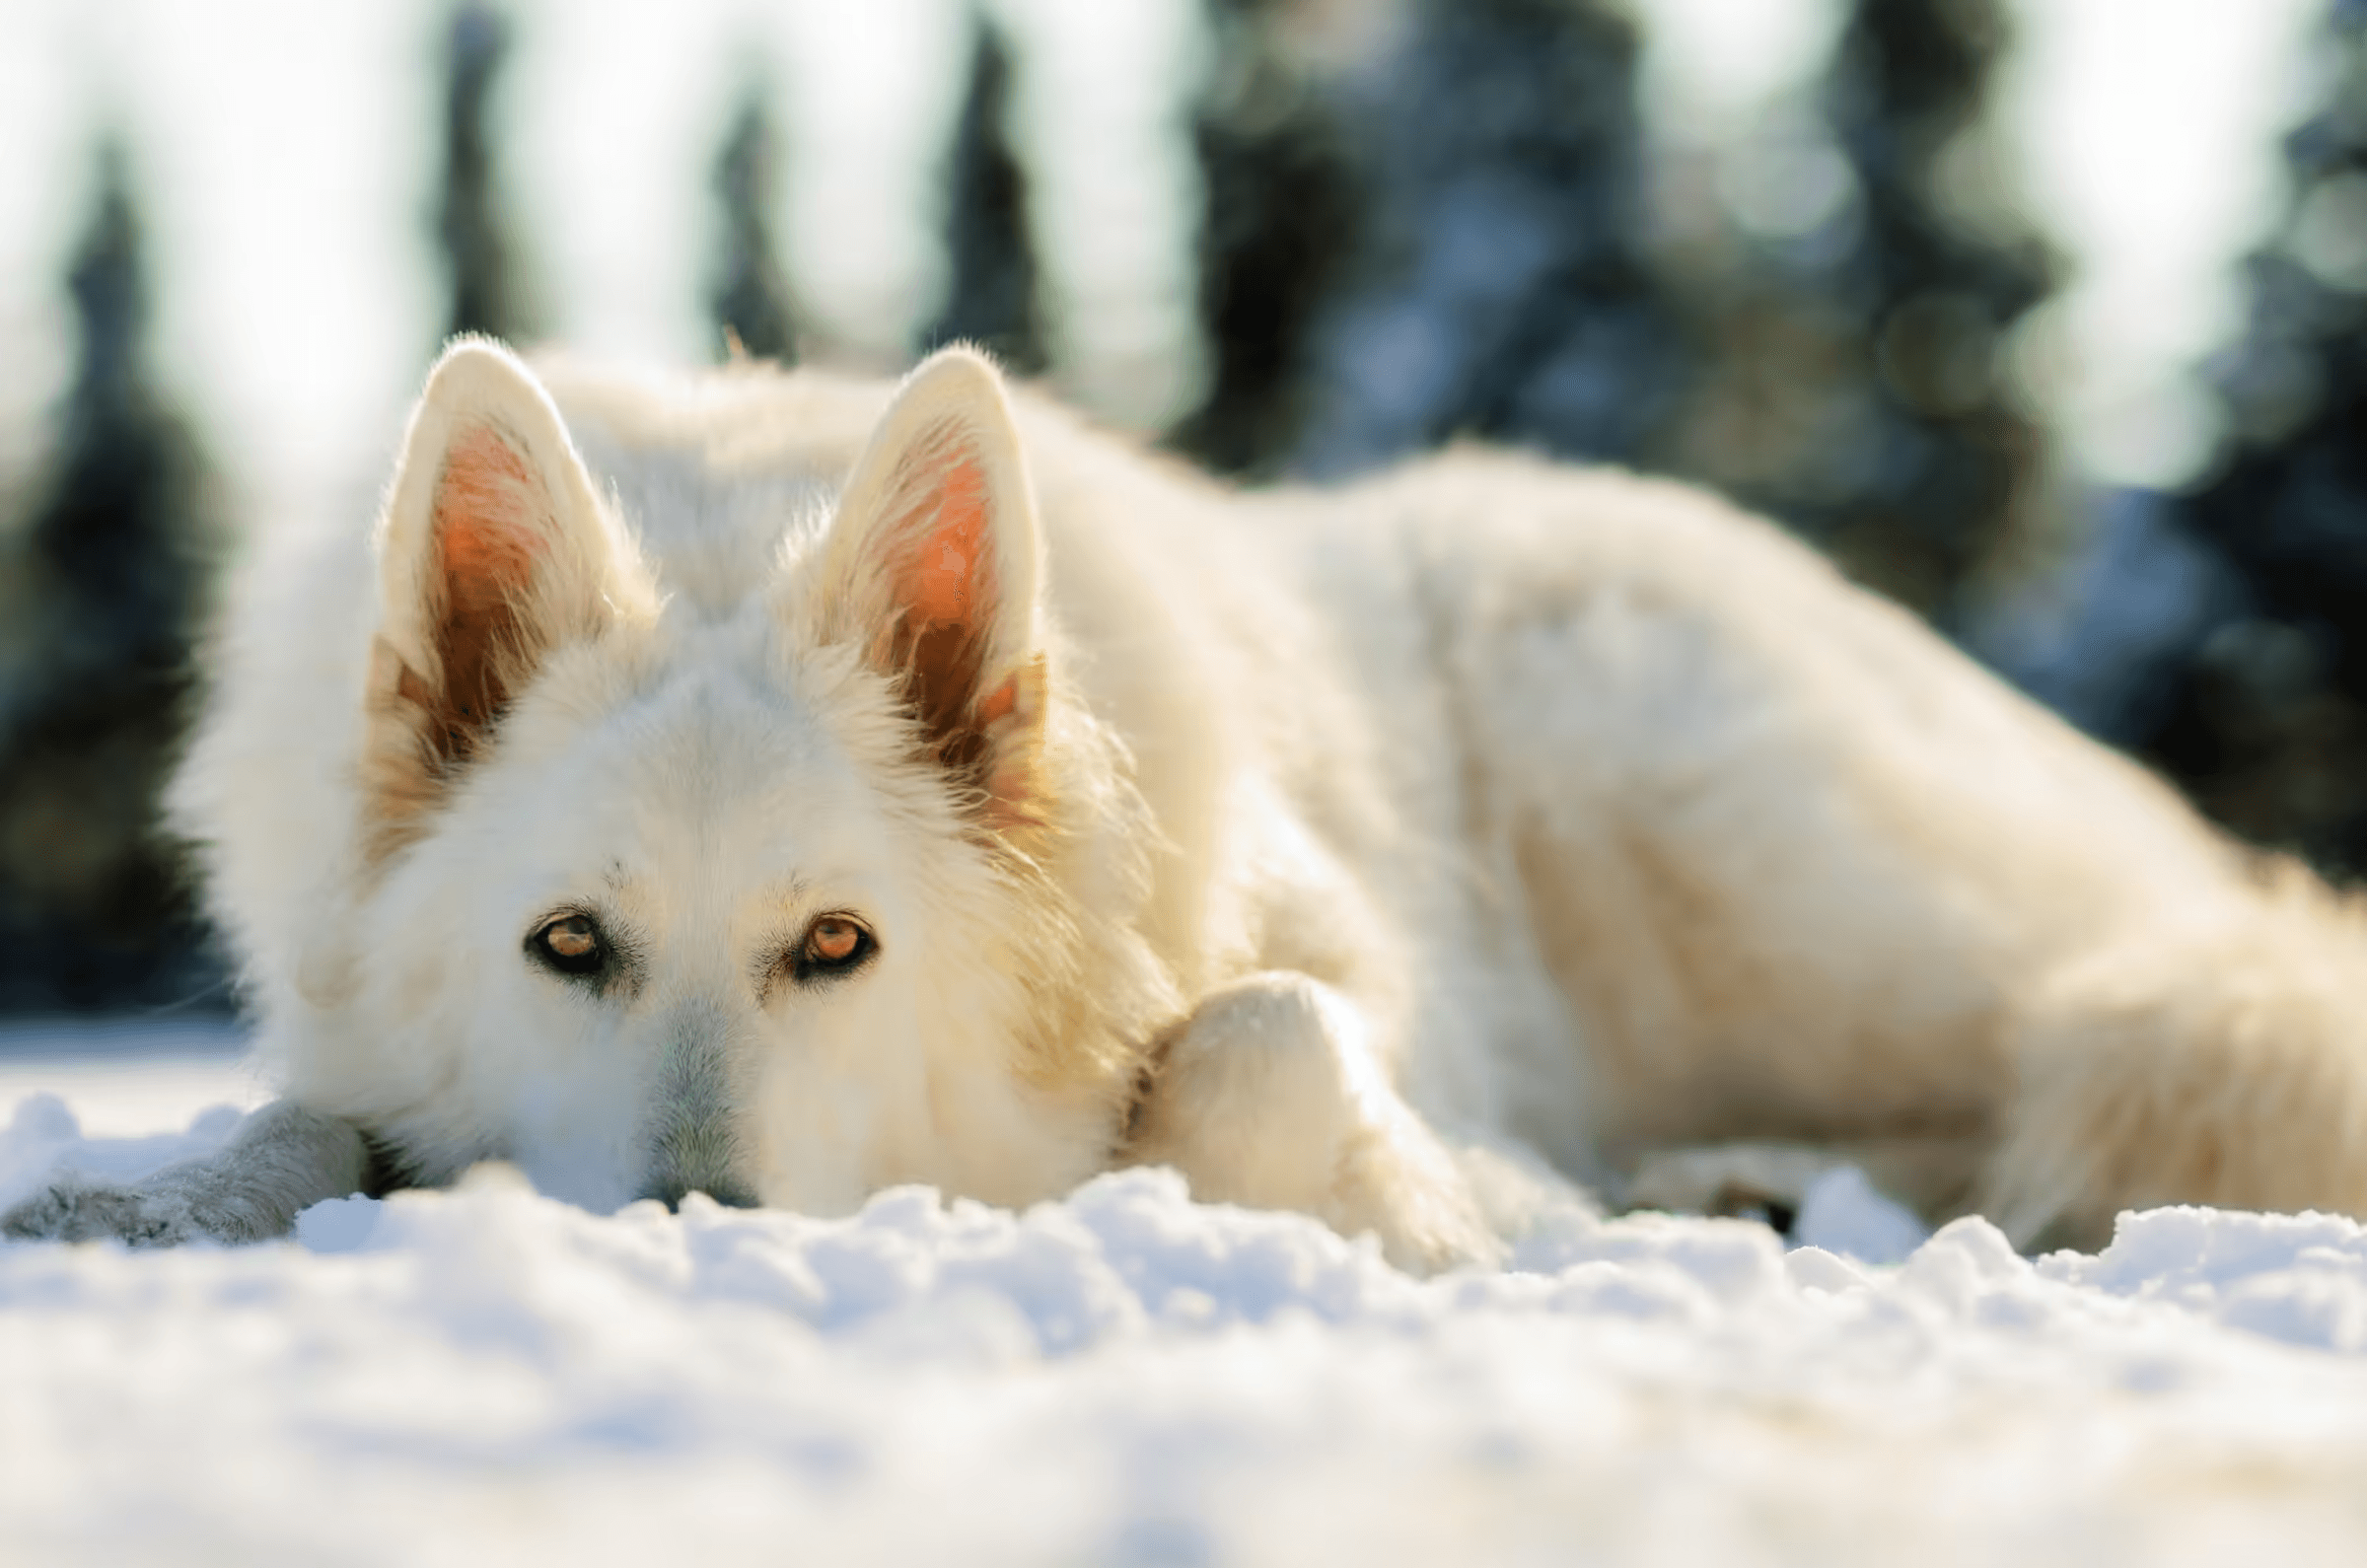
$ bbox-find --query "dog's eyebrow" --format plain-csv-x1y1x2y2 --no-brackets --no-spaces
602,862,631,893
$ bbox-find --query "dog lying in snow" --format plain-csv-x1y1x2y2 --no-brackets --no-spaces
10,339,2367,1266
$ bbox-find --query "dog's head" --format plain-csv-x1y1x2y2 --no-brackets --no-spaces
310,341,1163,1215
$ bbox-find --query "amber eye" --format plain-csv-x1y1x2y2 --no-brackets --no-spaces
530,913,608,977
794,914,876,981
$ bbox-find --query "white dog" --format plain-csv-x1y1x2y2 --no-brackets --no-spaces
11,339,2367,1266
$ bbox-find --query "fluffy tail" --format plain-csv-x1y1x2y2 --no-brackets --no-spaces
1984,862,2367,1249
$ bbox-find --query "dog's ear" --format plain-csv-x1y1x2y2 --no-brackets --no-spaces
817,347,1049,827
365,339,648,848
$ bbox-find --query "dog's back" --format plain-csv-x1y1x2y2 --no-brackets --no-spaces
1307,451,2316,1240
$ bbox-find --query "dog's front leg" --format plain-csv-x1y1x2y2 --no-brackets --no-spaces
1123,971,1497,1271
2,1100,377,1247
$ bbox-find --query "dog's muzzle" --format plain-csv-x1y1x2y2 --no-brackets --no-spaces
639,999,758,1212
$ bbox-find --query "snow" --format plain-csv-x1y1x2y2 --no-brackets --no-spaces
8,1040,2367,1563
0,1018,265,1138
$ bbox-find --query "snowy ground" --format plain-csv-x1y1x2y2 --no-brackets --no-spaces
6,1025,2367,1565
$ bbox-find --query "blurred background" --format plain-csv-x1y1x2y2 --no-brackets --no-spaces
0,0,2360,1020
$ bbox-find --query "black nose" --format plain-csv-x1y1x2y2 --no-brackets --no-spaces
638,1179,761,1213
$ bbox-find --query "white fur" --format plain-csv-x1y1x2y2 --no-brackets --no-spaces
20,339,2367,1265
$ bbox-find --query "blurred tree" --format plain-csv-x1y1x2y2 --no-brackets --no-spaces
2146,0,2367,874
922,15,1044,374
437,1,530,341
1289,0,1685,479
1658,0,2057,624
710,86,800,363
0,143,222,1011
1169,0,1365,477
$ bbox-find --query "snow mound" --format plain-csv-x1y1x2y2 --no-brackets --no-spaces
8,1094,2367,1564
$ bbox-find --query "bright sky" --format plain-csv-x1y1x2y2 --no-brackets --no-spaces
0,0,2337,523
502,0,1210,428
1632,0,2331,491
1998,0,2328,488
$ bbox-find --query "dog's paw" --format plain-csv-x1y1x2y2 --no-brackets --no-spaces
3,1175,218,1247
1129,971,1501,1272
1622,1143,1848,1234
4,1103,376,1249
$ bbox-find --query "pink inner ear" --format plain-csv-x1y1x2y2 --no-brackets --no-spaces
903,455,991,628
437,426,547,594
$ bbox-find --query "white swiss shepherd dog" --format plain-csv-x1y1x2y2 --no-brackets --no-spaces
11,338,2367,1267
